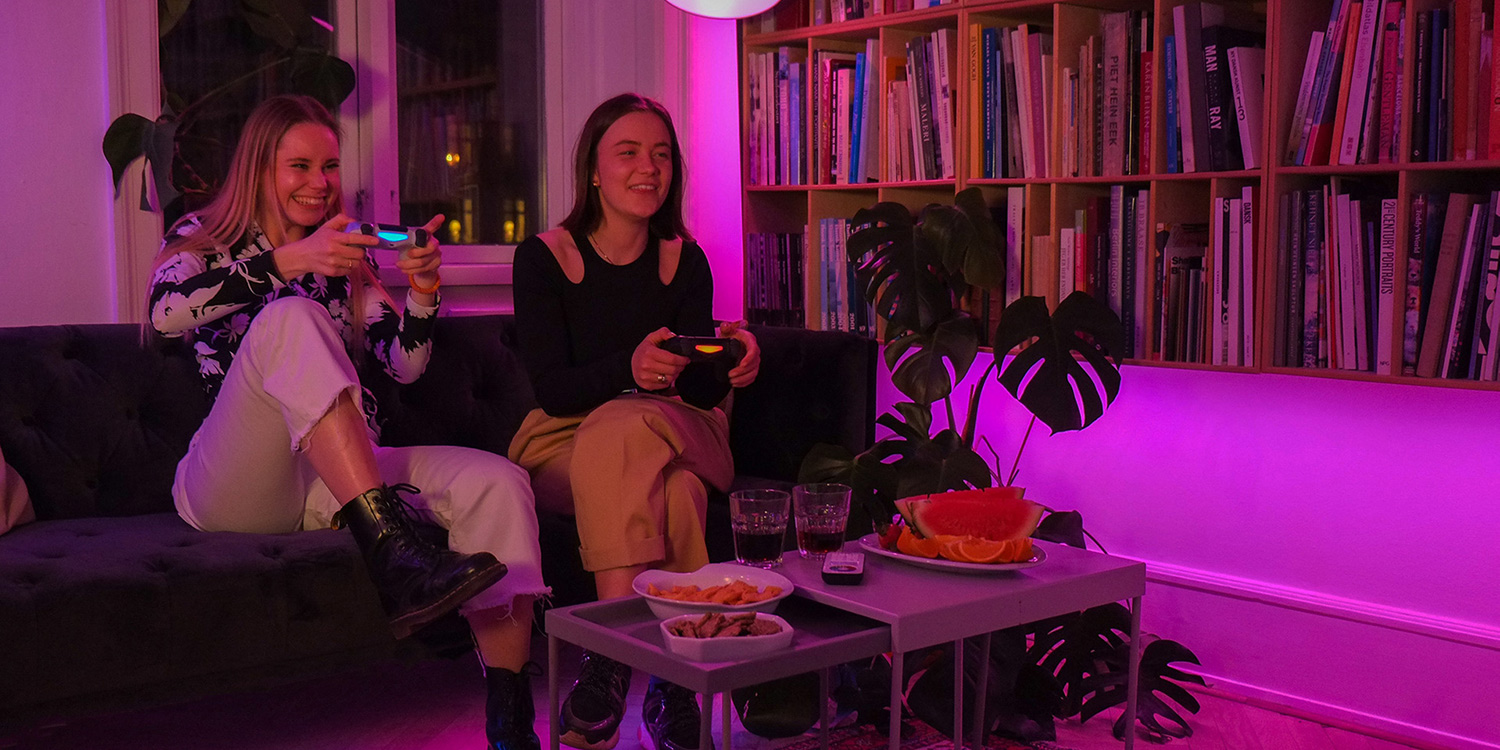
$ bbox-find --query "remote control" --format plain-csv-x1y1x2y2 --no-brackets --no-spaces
347,222,430,262
659,336,746,363
821,551,865,585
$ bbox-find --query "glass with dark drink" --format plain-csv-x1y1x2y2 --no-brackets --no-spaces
729,489,789,568
792,483,851,559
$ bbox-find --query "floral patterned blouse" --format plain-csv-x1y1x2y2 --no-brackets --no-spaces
148,215,437,432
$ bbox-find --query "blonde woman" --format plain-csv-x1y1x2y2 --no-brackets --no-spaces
148,94,547,750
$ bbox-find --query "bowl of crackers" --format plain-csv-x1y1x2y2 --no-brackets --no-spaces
632,563,793,619
659,612,794,662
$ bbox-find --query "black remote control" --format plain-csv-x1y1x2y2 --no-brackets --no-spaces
821,551,865,585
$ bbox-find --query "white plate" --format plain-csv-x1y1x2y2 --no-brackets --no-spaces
632,563,793,619
659,612,794,662
857,534,1047,573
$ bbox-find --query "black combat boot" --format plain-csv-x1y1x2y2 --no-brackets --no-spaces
485,663,542,750
337,483,508,638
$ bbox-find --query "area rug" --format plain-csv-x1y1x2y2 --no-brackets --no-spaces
772,720,1075,750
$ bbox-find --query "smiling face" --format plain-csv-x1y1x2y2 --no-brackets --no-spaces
591,111,673,230
262,122,341,243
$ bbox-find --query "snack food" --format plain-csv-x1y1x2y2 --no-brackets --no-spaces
646,580,783,605
667,612,783,639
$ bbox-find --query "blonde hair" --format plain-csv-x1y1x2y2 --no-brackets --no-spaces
153,95,391,355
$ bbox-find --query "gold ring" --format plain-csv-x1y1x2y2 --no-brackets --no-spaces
656,374,668,384
346,259,353,270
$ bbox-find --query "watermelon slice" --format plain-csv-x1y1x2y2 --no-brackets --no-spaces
893,487,1043,541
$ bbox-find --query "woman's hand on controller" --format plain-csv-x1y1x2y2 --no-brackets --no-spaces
271,213,378,280
399,214,445,291
719,321,761,388
633,327,688,390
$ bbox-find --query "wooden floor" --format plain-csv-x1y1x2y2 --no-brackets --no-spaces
0,642,1437,750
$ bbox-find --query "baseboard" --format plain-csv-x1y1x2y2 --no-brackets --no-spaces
1141,558,1500,750
1189,673,1498,750
1144,559,1500,653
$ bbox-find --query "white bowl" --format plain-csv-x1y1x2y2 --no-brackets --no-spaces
632,563,793,619
659,612,794,662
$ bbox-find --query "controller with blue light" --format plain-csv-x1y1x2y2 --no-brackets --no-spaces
346,222,430,262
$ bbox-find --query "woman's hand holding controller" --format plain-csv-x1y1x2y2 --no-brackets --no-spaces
271,213,377,280
398,214,445,296
632,327,689,390
718,321,761,388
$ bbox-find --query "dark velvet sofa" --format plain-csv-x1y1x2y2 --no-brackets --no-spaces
0,315,876,731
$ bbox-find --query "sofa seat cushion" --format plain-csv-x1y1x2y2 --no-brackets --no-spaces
0,513,395,712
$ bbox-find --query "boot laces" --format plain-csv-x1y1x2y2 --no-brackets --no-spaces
381,483,442,558
571,652,630,719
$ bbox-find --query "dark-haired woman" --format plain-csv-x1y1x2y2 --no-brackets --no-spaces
147,94,547,750
509,93,760,750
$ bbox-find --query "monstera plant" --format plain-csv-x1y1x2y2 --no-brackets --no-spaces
102,0,356,213
799,188,1203,744
800,187,1127,515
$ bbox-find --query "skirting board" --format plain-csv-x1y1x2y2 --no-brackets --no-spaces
1142,558,1500,750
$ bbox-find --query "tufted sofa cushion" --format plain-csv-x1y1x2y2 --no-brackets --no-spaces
0,315,876,728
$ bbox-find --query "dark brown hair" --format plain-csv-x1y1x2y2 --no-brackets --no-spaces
559,93,691,241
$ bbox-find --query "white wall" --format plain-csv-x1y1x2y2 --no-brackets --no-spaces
0,0,118,325
917,357,1500,749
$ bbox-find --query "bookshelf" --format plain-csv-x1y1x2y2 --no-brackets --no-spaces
739,0,1500,390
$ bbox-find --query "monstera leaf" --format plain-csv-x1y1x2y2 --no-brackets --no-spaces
1080,637,1206,742
1027,603,1130,718
883,315,981,406
992,292,1126,433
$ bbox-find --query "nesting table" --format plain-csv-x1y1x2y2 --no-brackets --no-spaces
544,541,1147,750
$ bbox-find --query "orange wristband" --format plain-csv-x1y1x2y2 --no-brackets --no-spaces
409,272,441,295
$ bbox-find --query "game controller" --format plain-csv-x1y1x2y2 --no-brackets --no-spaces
659,336,746,364
346,222,429,262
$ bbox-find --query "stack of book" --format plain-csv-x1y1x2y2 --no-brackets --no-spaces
1164,2,1266,172
1271,181,1395,372
812,39,884,184
816,218,875,336
1408,0,1496,162
746,231,807,328
971,23,1053,179
747,47,806,186
883,29,960,181
1058,11,1152,178
810,0,954,25
1209,188,1257,367
1401,193,1500,379
1286,0,1407,166
1058,187,1149,358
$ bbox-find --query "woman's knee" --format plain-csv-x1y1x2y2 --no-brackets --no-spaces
246,296,339,344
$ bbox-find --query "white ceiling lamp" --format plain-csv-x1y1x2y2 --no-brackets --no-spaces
664,0,781,19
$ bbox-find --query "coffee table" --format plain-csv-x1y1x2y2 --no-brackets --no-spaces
545,594,890,750
545,540,1146,750
777,540,1148,750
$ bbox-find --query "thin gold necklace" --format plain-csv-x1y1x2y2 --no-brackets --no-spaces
589,232,641,265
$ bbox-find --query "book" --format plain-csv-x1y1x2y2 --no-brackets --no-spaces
1006,186,1025,305
1164,35,1181,172
1337,0,1384,165
1376,198,1397,373
1303,189,1325,367
1402,193,1428,374
1202,25,1258,171
1478,210,1500,378
932,28,957,179
1442,200,1490,377
1376,3,1403,163
1417,193,1479,377
1102,11,1130,176
1174,3,1225,172
1228,46,1265,169
1241,185,1255,365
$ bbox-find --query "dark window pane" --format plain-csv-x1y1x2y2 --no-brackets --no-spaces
160,0,334,224
396,0,541,245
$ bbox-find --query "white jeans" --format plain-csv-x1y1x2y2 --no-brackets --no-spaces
173,297,547,615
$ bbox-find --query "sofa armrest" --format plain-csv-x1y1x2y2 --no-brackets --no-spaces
727,326,877,484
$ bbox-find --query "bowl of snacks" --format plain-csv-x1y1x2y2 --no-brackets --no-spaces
632,563,793,619
660,612,794,662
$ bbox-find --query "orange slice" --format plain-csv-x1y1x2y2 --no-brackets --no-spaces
896,527,949,558
938,536,1034,564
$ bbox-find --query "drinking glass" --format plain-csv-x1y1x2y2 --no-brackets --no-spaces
793,482,851,559
729,489,790,568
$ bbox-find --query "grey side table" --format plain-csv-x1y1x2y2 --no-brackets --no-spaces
777,540,1148,750
545,594,890,750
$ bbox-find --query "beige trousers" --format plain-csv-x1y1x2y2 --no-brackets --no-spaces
507,394,733,573
172,296,548,615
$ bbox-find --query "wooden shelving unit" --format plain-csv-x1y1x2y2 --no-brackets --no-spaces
738,0,1500,390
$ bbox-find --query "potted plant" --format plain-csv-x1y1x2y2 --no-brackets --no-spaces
102,0,355,216
801,188,1203,743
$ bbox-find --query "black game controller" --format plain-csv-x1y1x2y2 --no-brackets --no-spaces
659,336,746,364
346,222,429,262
